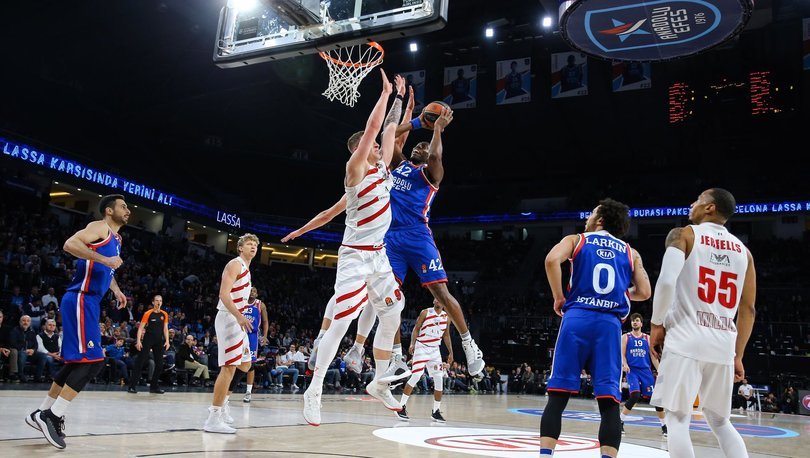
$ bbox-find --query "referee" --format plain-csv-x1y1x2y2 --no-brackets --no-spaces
128,294,169,394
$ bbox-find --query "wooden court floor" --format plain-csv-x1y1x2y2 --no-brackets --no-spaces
1,389,807,457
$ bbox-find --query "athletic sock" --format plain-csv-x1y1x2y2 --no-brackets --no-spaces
433,400,441,412
392,344,403,357
460,331,471,343
39,395,57,411
400,394,410,406
317,329,326,339
620,411,627,422
50,397,71,417
352,342,364,353
246,384,253,394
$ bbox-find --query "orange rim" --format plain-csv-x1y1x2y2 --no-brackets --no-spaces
319,41,385,69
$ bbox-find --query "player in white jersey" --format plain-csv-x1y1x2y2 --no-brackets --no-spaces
397,299,452,423
650,188,756,458
303,70,407,426
204,233,258,434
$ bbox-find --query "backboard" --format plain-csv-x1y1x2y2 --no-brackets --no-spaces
213,0,448,68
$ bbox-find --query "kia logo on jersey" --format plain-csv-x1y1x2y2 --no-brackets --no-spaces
596,249,615,260
559,0,753,61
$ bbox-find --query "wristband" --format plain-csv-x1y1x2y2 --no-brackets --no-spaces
395,94,404,101
410,117,422,130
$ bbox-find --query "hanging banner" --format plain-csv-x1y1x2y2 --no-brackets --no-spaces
400,69,426,112
442,64,477,109
612,62,652,92
551,52,588,98
496,58,531,105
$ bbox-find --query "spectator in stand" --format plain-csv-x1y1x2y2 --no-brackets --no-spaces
276,346,300,392
762,393,779,413
25,298,46,331
737,379,755,411
781,387,798,414
41,287,59,309
5,285,25,325
36,319,63,380
0,311,12,380
177,335,210,386
360,356,375,388
10,315,47,382
104,338,131,385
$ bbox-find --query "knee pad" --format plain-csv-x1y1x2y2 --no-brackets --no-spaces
373,315,399,351
625,391,641,410
433,373,444,391
597,397,622,450
65,361,105,393
540,391,571,440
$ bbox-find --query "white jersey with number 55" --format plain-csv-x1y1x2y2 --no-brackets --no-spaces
663,222,749,365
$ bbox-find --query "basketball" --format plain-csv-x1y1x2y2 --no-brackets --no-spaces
421,101,450,129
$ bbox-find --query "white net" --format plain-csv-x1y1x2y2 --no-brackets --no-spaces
320,42,384,107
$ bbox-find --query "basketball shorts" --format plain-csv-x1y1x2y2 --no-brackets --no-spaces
333,245,404,321
385,227,447,286
247,331,259,363
60,291,104,363
215,310,251,366
410,342,444,378
626,367,655,398
650,350,733,416
547,308,622,402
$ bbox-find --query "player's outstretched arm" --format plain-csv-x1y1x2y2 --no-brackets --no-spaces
734,250,757,381
380,74,406,167
390,87,415,169
544,234,579,317
281,194,347,242
63,220,122,269
347,69,393,187
627,249,651,301
425,107,453,186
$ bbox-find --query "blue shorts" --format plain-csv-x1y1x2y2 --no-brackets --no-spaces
248,332,259,363
385,226,447,286
626,367,655,398
61,291,104,363
547,308,622,402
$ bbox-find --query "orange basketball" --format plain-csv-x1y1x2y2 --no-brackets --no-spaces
421,101,450,129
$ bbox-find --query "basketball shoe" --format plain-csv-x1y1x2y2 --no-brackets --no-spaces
378,354,411,383
308,337,321,371
366,381,402,411
462,338,485,376
396,405,409,421
431,409,446,423
344,344,364,374
204,407,236,434
35,409,66,449
303,388,322,426
222,400,234,424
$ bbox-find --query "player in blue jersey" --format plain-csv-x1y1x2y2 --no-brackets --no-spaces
26,194,129,449
540,198,651,458
243,287,268,403
282,87,485,378
620,313,666,436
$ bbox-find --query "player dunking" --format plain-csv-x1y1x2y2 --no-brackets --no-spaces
650,188,756,458
397,298,452,423
26,194,128,449
284,87,485,380
203,233,258,434
620,313,666,436
540,198,651,458
303,70,407,426
243,287,268,403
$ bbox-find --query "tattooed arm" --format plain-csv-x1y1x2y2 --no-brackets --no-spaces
381,74,406,166
627,248,651,301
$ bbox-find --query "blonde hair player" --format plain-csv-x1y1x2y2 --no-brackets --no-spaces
303,69,407,426
650,188,756,458
203,233,258,434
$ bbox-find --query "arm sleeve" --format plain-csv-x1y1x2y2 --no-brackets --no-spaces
651,247,686,325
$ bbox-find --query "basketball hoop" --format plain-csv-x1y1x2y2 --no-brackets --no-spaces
320,41,384,107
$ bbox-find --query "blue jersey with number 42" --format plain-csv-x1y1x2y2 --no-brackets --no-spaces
389,160,438,230
564,231,634,320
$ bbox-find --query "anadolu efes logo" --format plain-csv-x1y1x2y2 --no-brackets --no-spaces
373,427,669,457
802,395,810,411
559,0,754,61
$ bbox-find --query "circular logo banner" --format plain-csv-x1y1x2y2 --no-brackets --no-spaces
559,0,754,61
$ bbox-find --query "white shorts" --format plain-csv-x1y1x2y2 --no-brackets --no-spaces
333,246,403,321
215,310,251,366
650,349,733,416
411,343,444,378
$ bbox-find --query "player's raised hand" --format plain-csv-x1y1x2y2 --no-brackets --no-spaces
406,86,414,112
380,69,392,94
281,230,300,243
434,108,454,131
394,74,406,96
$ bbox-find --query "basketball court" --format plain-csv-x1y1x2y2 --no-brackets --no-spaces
1,389,807,457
